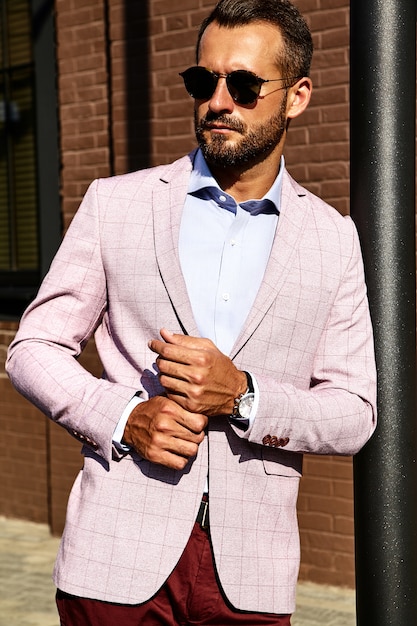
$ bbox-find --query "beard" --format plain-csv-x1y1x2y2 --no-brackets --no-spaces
194,93,288,169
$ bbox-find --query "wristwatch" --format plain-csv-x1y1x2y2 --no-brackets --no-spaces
231,371,255,420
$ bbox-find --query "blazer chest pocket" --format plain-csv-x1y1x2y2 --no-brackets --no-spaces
260,282,334,364
262,447,303,478
277,282,333,326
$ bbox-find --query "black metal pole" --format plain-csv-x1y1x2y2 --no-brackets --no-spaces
350,1,417,624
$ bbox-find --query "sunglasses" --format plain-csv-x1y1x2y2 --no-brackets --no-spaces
179,66,300,105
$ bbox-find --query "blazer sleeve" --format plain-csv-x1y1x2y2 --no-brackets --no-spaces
242,218,377,456
6,180,139,464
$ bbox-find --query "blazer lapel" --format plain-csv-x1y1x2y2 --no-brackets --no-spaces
230,171,310,359
152,152,200,337
152,157,310,349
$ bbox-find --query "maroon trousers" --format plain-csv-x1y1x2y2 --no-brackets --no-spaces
56,522,291,626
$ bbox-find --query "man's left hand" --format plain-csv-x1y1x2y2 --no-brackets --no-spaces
148,328,247,416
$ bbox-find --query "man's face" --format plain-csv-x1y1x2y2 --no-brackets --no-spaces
194,21,292,170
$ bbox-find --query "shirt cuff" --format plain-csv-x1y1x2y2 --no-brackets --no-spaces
112,393,144,452
249,372,259,428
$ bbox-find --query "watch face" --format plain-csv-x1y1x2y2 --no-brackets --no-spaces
238,393,255,419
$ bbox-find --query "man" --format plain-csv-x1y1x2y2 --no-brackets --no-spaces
6,0,377,624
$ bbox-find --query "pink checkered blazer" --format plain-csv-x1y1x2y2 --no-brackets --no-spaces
6,151,377,614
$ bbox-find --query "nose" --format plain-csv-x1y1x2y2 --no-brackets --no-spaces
208,76,234,114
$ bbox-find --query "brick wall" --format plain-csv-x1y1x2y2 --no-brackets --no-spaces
287,0,350,215
1,0,356,589
299,456,356,587
0,322,49,524
56,0,112,228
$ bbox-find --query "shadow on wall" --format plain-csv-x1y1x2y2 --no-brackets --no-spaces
125,0,151,172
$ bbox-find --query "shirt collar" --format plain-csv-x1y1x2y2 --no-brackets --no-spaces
188,148,285,214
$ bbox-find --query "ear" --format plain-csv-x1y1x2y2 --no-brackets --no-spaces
286,77,312,120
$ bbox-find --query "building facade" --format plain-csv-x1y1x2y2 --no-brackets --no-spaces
1,0,356,588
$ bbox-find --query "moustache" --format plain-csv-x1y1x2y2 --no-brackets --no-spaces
197,113,246,134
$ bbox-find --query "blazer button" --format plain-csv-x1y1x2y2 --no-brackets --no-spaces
262,434,290,447
86,437,99,450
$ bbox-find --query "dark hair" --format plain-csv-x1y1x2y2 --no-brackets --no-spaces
197,0,313,79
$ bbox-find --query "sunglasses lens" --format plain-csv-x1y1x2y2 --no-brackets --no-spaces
180,67,217,100
227,70,262,104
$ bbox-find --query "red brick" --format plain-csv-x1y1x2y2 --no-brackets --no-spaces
309,8,348,32
334,516,355,536
298,511,333,532
153,30,197,52
166,15,190,31
321,26,349,50
152,0,200,17
320,0,349,9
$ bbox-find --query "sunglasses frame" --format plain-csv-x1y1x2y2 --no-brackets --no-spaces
180,66,301,105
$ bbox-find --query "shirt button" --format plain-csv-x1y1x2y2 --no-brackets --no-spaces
219,195,227,202
230,239,236,246
222,293,230,301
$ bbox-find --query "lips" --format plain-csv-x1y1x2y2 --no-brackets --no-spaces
204,121,243,133
205,123,236,132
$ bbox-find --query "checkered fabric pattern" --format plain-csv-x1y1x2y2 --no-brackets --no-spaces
6,152,376,614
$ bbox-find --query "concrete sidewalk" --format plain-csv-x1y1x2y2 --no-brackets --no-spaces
0,516,356,626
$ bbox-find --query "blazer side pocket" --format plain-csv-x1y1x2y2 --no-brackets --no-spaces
262,447,303,477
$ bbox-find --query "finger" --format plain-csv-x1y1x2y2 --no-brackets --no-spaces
156,357,191,385
150,398,207,435
144,439,200,471
152,448,198,471
149,340,192,365
150,329,213,353
174,408,208,435
148,329,185,358
145,415,206,465
160,328,209,349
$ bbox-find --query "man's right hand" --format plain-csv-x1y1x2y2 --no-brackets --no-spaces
123,396,208,470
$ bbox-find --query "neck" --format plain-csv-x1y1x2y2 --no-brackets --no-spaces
210,152,283,203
